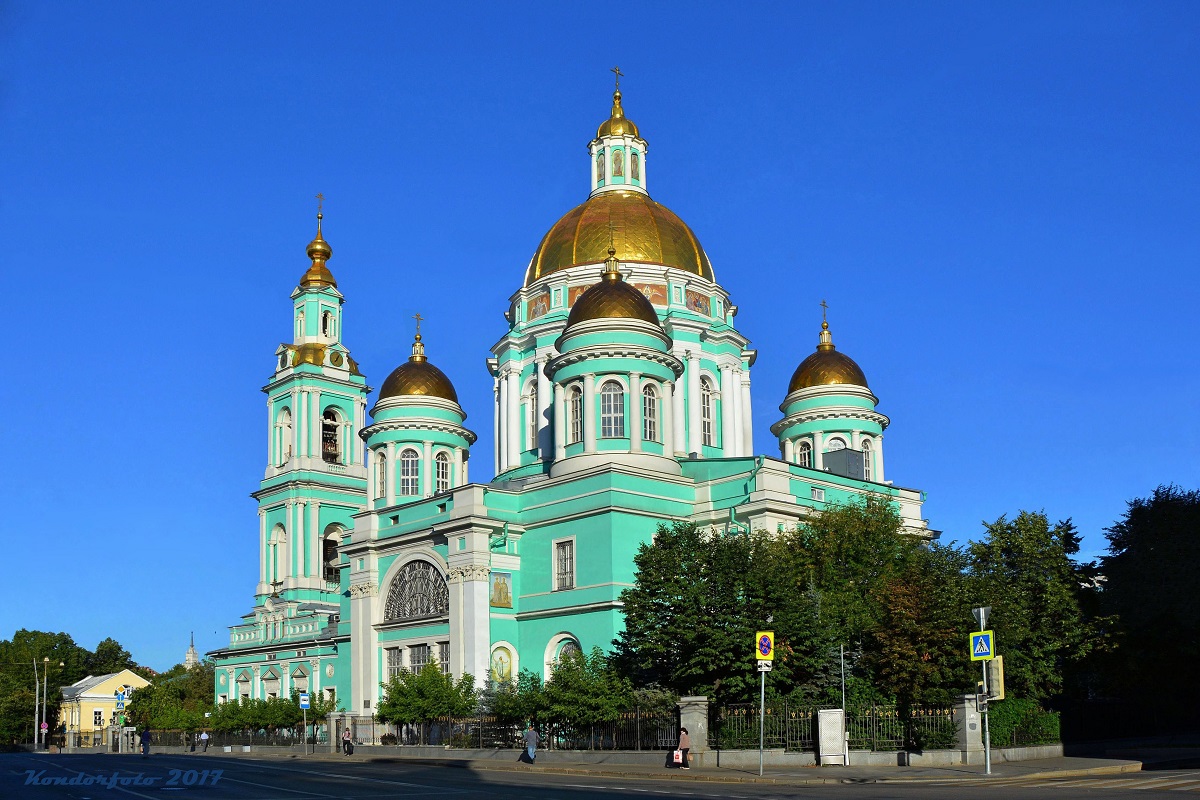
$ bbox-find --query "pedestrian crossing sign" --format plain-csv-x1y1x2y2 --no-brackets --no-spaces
970,630,995,661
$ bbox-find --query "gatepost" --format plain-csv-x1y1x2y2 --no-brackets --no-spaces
953,695,984,764
677,697,708,762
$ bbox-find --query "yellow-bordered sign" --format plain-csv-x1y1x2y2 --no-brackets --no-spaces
755,631,775,661
970,630,995,661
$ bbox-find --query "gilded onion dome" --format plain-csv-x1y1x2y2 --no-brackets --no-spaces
596,88,640,139
566,249,661,328
378,333,459,402
299,210,337,288
788,320,869,393
525,190,713,286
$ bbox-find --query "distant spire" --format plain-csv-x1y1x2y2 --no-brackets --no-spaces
300,194,337,288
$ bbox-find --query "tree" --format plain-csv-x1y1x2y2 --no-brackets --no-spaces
87,638,136,676
0,630,93,743
376,664,475,743
126,661,216,731
968,511,1091,702
542,647,631,726
1099,485,1200,698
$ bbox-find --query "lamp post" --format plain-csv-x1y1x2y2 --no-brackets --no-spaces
39,658,64,749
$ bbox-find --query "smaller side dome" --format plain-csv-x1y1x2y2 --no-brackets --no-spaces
788,320,869,392
565,249,660,328
378,332,459,402
300,210,337,288
596,89,640,139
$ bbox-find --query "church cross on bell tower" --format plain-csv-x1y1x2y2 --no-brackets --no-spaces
590,68,648,197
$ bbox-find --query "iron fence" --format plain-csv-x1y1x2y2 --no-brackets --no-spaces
391,707,681,751
710,703,956,752
149,728,329,748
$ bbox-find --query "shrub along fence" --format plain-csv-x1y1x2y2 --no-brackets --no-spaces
147,728,329,748
709,703,958,752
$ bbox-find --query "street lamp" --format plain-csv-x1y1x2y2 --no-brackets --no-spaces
39,658,64,749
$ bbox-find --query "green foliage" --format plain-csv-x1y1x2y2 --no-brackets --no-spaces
376,663,476,728
1099,485,1200,698
988,697,1061,747
481,669,546,723
542,647,632,725
969,512,1092,701
127,661,216,731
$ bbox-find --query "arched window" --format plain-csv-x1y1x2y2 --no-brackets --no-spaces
322,527,341,584
557,639,582,662
321,409,341,464
268,524,286,585
631,150,641,181
827,437,847,451
276,408,293,466
376,451,387,497
321,311,332,336
527,385,538,451
435,451,451,493
861,439,873,481
797,441,812,468
701,378,716,447
296,310,305,339
600,381,625,438
642,384,658,442
568,387,583,444
595,151,605,185
384,560,449,621
399,449,420,496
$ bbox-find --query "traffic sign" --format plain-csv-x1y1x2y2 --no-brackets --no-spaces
970,630,995,661
116,700,125,711
757,660,773,672
755,631,775,661
298,693,310,710
40,722,48,731
114,686,128,697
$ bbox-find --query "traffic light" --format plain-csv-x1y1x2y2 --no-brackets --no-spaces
986,655,1005,701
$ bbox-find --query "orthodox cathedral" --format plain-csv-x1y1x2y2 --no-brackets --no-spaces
211,83,929,716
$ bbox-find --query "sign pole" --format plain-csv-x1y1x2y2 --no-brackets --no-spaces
759,668,765,776
754,630,774,777
303,708,308,756
972,607,992,776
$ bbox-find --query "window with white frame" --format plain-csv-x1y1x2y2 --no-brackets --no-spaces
399,449,419,496
811,487,825,502
569,387,583,443
408,644,431,672
527,385,538,450
386,647,403,680
797,441,812,468
435,451,450,493
642,384,657,442
437,642,449,674
600,381,625,438
376,452,387,496
861,439,872,481
321,408,341,464
276,408,292,465
555,539,575,591
701,378,716,446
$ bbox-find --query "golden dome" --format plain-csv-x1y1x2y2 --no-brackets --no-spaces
596,89,640,139
525,191,713,286
378,334,459,403
788,321,869,393
300,211,337,289
566,249,661,328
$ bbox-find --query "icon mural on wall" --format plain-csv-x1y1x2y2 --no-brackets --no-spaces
632,283,667,306
612,148,624,177
631,151,641,181
526,293,550,321
568,285,589,307
490,571,513,608
490,646,513,683
685,290,711,316
596,151,605,183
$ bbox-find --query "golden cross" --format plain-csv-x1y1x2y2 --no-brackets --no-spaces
820,299,829,323
611,65,623,90
315,193,324,214
413,312,423,336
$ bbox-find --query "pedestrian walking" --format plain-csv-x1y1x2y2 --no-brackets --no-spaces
675,727,691,769
342,727,353,755
139,728,152,757
200,731,209,752
521,723,541,763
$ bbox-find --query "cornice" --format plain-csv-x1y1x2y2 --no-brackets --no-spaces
770,407,891,436
360,419,478,445
547,346,683,378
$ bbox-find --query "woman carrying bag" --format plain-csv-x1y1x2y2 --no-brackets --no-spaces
669,727,691,769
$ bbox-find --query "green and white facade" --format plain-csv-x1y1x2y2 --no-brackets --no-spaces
212,88,929,718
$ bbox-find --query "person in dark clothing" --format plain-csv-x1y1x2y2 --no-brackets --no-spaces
521,723,541,763
139,728,152,757
670,727,690,769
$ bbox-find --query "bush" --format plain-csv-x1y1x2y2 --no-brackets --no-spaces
380,733,397,746
988,698,1060,747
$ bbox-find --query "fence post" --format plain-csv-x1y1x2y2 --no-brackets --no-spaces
636,705,641,752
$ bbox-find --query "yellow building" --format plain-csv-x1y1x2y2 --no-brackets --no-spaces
58,669,150,747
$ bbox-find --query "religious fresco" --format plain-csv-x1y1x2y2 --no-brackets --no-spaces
568,285,589,307
612,148,624,177
596,151,605,184
631,151,641,181
525,293,550,321
490,571,513,608
632,282,667,306
686,290,711,316
490,646,513,683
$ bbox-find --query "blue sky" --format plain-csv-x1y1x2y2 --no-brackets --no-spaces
2,2,1196,671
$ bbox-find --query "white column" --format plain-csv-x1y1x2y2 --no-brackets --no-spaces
310,500,321,578
783,438,795,463
367,447,377,502
732,370,745,456
455,447,466,487
671,367,686,454
662,380,675,453
422,441,433,497
310,391,321,458
463,450,470,484
385,441,396,505
299,500,309,577
687,352,702,455
258,509,267,588
266,398,274,466
536,356,552,461
851,429,861,450
740,373,753,457
813,433,824,471
493,376,503,474
720,364,736,455
506,369,521,467
629,373,642,452
583,373,597,453
290,389,300,460
553,383,566,461
876,434,885,483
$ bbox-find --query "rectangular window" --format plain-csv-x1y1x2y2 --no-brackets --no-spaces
811,487,825,502
555,539,575,591
437,642,450,674
93,710,103,728
409,644,431,672
386,647,404,681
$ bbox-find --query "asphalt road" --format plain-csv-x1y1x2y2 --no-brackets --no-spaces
3,752,1199,799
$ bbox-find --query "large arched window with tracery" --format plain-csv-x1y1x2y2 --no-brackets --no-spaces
384,560,449,621
600,381,625,438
